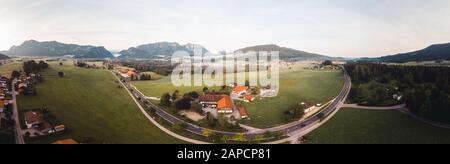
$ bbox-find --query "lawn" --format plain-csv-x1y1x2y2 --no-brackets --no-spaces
0,61,22,76
17,62,184,144
240,69,343,128
308,108,450,144
132,76,220,98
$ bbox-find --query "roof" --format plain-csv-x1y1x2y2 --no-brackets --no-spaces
233,86,249,93
199,94,223,103
238,106,248,118
127,70,136,77
23,111,44,124
217,95,233,110
55,125,66,129
52,139,79,144
243,94,255,101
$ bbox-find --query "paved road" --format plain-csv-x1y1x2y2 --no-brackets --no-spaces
341,103,406,110
114,66,352,143
11,79,25,144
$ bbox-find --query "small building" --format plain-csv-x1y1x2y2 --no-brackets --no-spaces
54,124,66,132
52,139,79,144
238,106,248,119
243,94,255,102
23,111,44,128
232,86,249,96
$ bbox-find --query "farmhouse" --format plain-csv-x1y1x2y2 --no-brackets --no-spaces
232,86,249,95
199,94,234,114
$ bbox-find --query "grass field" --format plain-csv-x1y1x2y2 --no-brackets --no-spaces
133,62,344,128
17,62,184,144
241,69,343,128
0,61,22,76
308,108,450,144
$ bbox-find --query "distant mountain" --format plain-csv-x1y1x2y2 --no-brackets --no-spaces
378,43,450,63
0,52,10,60
119,42,209,59
235,44,333,60
5,40,114,58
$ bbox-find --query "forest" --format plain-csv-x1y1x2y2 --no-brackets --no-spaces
345,63,450,123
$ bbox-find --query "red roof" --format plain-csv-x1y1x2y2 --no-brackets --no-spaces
217,95,233,110
238,106,248,118
199,94,223,103
233,86,249,93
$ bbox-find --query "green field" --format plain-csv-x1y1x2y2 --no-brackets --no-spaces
133,63,344,128
308,108,450,144
241,69,343,128
0,61,22,76
132,76,220,98
17,62,184,144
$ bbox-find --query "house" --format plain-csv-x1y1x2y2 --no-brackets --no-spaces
243,94,255,102
23,111,44,128
52,139,79,144
217,95,233,114
54,124,66,132
127,70,137,77
238,106,248,119
232,86,249,96
199,94,234,114
199,94,223,110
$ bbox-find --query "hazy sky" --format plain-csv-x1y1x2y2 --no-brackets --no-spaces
1,0,450,57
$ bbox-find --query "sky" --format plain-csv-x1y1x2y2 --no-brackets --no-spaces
1,0,450,57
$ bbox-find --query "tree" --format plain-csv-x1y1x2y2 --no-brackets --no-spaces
59,62,63,66
202,128,213,138
190,102,203,114
203,87,209,92
160,93,172,106
174,97,192,110
38,60,49,69
189,91,200,99
253,135,264,143
220,135,230,143
11,70,20,78
171,90,180,101
58,72,65,77
322,60,333,66
233,133,247,142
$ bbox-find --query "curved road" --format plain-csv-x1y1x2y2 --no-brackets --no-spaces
114,66,352,143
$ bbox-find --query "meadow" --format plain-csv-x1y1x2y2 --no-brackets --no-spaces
308,108,450,144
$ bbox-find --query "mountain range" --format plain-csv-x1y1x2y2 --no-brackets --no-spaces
0,53,10,60
119,42,209,59
235,44,335,60
377,43,450,62
4,40,114,58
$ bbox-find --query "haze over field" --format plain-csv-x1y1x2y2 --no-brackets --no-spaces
1,0,450,57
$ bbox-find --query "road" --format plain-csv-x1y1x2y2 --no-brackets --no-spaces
114,66,352,144
11,79,25,144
